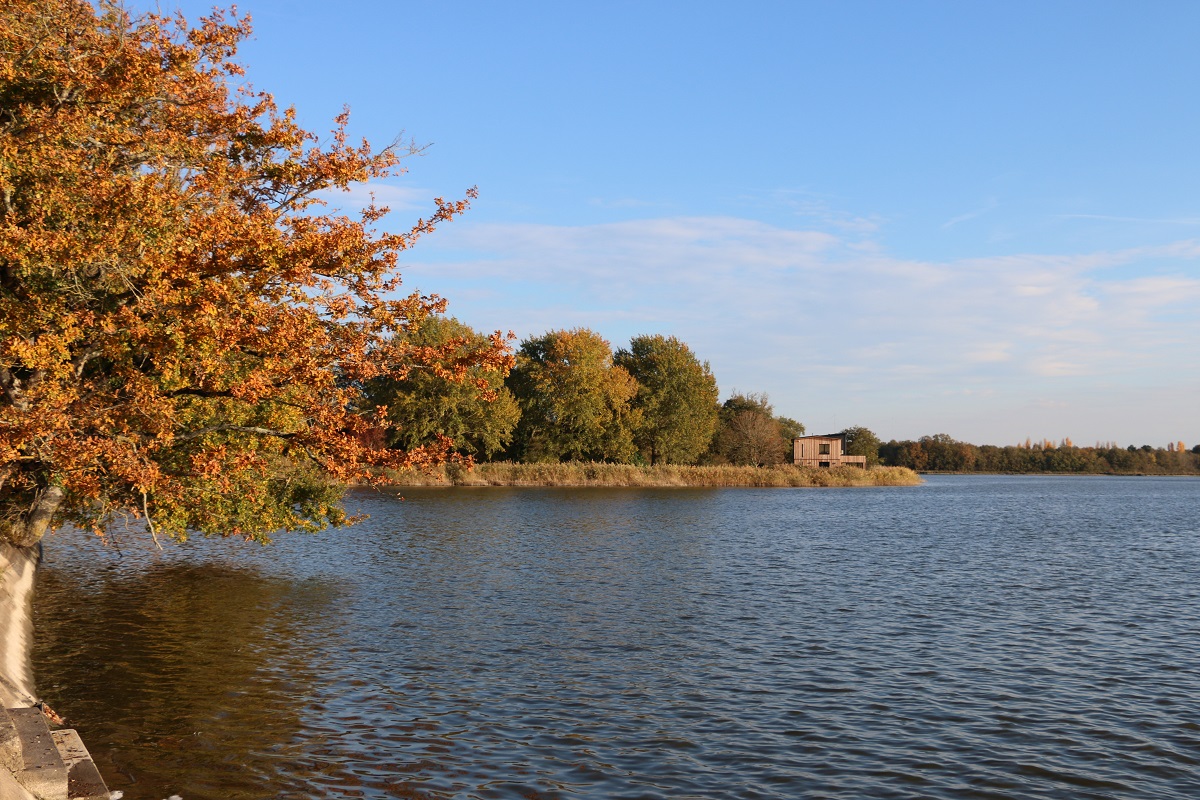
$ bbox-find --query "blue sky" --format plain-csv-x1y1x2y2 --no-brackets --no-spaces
147,1,1198,446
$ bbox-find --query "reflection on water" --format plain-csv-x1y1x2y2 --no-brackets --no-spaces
32,477,1200,799
34,560,336,798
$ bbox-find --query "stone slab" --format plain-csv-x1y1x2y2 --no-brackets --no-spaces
48,731,108,800
6,708,65,800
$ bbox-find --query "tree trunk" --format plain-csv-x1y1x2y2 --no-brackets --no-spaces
1,486,64,548
0,543,39,707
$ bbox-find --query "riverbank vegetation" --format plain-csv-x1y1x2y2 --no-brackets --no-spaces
365,324,822,470
364,322,915,487
881,434,1200,475
387,462,922,488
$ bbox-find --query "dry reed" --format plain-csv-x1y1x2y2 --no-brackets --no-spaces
385,461,921,488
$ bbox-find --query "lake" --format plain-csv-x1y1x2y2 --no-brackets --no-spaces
31,475,1200,799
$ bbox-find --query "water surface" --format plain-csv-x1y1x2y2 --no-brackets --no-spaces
33,475,1200,798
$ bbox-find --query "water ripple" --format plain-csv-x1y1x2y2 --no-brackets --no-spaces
31,475,1200,799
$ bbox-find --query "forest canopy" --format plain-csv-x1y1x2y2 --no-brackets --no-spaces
0,0,509,545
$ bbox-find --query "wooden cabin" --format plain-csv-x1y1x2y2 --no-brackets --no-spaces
793,434,867,468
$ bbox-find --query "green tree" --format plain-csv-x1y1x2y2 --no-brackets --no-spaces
776,415,806,462
840,426,881,467
614,335,718,465
366,317,519,460
506,329,639,462
880,439,928,471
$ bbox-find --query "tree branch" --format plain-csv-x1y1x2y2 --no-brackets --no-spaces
165,387,236,399
174,425,296,442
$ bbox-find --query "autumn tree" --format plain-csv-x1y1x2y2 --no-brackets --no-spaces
919,434,976,471
840,426,881,467
365,317,519,460
712,392,796,467
613,334,718,465
0,1,509,546
506,329,639,462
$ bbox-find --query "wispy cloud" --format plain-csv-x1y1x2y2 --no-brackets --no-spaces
747,189,885,235
1059,213,1200,225
941,197,998,229
587,196,664,210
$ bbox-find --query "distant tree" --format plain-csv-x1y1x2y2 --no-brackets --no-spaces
713,392,792,466
366,317,520,460
614,335,719,465
906,440,931,470
840,426,882,467
507,329,639,462
882,437,1198,475
718,411,785,467
915,434,976,471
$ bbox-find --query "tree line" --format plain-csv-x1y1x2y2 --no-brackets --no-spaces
879,434,1200,475
367,319,811,467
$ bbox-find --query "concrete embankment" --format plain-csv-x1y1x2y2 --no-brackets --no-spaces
0,544,109,800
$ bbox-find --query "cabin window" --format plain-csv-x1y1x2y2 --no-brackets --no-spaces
819,443,831,455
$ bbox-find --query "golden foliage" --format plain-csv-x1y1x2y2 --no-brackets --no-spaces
0,1,510,543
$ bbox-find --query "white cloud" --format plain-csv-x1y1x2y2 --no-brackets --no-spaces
1030,359,1089,378
762,189,885,235
1014,284,1054,297
398,218,1200,444
966,343,1013,364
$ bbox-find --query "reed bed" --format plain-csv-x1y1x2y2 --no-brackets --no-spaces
385,461,921,488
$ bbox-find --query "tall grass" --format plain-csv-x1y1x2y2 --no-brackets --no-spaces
385,461,921,488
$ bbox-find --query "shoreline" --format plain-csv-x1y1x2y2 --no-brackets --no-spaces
382,462,922,488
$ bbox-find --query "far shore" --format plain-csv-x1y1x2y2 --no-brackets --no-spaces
381,461,922,488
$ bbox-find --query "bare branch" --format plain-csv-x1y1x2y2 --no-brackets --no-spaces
142,491,162,550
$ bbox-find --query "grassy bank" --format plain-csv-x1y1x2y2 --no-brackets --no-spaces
385,461,922,488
